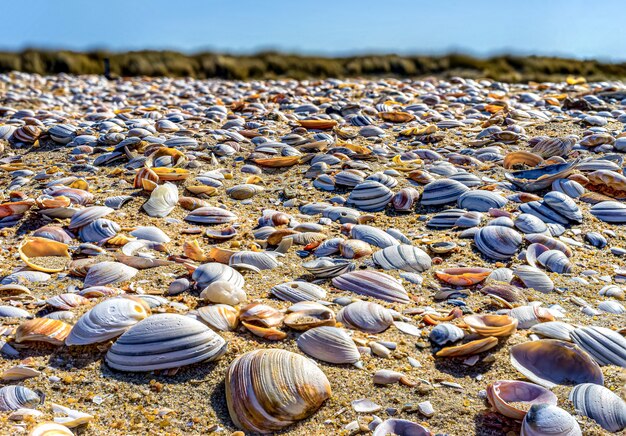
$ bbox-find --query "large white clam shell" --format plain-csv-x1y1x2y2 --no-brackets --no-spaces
270,281,326,302
142,182,178,217
337,301,393,334
569,326,626,367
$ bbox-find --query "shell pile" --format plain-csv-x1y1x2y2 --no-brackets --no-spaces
0,73,624,434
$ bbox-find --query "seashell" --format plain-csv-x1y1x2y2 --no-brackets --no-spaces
270,281,326,302
0,386,41,411
0,306,32,318
105,313,227,371
372,244,431,273
151,167,189,181
428,241,458,254
510,340,603,388
436,337,498,357
350,225,399,248
335,170,366,188
514,265,554,293
297,326,360,364
337,301,393,333
436,267,491,286
104,195,133,210
50,402,94,428
303,257,355,279
185,206,238,224
480,282,526,304
449,172,482,187
48,124,77,144
229,251,281,270
36,195,71,209
543,191,583,223
0,199,36,218
503,151,544,169
0,365,41,381
227,184,265,200
312,237,342,257
529,321,575,341
429,323,465,346
536,250,573,274
463,314,518,337
457,190,508,212
225,349,331,433
508,305,555,329
486,380,557,420
505,160,579,192
598,300,625,314
408,169,435,184
13,125,41,143
585,170,626,199
552,178,585,198
366,172,398,188
205,226,238,241
338,239,372,259
65,297,150,345
68,206,113,230
84,261,138,287
1,270,50,285
521,404,581,436
372,419,430,436
32,226,73,244
332,270,409,303
142,182,178,217
28,422,73,436
193,304,239,332
373,369,416,386
474,226,522,260
514,214,548,234
420,179,469,206
590,201,626,223
254,155,301,167
569,326,626,367
525,233,572,257
585,232,607,249
392,187,420,212
15,318,72,345
44,311,75,322
569,383,626,433
313,174,335,191
78,218,120,243
345,181,393,212
0,283,31,297
46,293,89,310
426,209,465,229
18,237,70,273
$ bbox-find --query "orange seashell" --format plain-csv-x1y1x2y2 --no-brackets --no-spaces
298,119,337,130
146,147,187,168
436,336,498,357
253,156,301,168
485,104,506,114
208,247,236,264
463,314,518,337
69,179,89,190
18,237,71,273
152,167,190,181
267,229,299,246
183,239,208,262
241,322,287,341
435,267,492,286
585,170,626,199
186,185,218,197
133,167,159,189
407,170,435,184
503,151,544,169
106,234,135,246
379,111,415,123
0,199,36,218
422,308,463,325
36,195,71,209
15,318,71,345
178,196,209,210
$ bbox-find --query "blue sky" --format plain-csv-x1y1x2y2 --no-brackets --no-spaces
2,0,625,60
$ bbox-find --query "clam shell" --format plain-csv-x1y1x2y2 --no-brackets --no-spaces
0,306,32,319
514,214,548,234
225,349,331,433
372,419,430,436
84,261,138,287
543,191,583,223
508,305,555,329
392,187,420,212
464,314,518,337
0,386,41,411
226,184,264,200
15,318,72,345
303,257,355,279
193,304,239,332
129,226,170,243
18,237,70,273
436,337,498,357
514,265,554,293
345,180,393,212
192,263,245,290
270,281,326,302
569,326,626,367
436,267,491,286
143,182,178,217
78,218,120,243
529,321,575,341
525,233,572,257
185,206,238,224
420,179,469,206
104,195,133,210
229,251,281,270
429,323,465,346
486,380,557,420
569,383,626,433
505,160,579,192
521,404,581,436
337,301,393,333
372,244,431,273
590,201,626,223
332,270,409,303
474,226,522,261
68,206,113,229
45,293,89,310
350,225,399,248
29,422,74,436
552,179,585,198
65,297,150,345
427,209,465,229
479,282,526,303
457,190,508,212
510,340,604,388
537,250,572,274
284,305,335,331
297,326,360,364
598,300,625,314
105,313,227,372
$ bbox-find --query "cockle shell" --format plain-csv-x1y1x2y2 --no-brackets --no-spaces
457,190,508,212
350,225,399,248
372,244,431,273
346,180,393,212
569,383,626,433
297,326,360,364
18,237,70,273
270,281,326,302
225,349,331,433
83,261,138,287
142,182,178,217
569,326,626,367
486,380,557,420
15,318,72,345
332,270,409,303
65,297,150,345
105,313,227,372
514,265,554,293
0,386,41,411
420,179,469,206
337,301,393,333
510,340,604,388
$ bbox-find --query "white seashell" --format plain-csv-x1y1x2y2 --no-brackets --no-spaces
200,281,247,305
0,386,41,411
130,226,170,243
30,423,74,436
372,244,431,273
352,398,381,413
529,321,575,341
143,182,178,217
193,263,244,290
430,323,465,345
332,270,409,303
68,206,113,230
270,281,326,302
51,402,94,428
569,326,626,367
514,265,554,293
297,326,360,364
192,304,239,331
345,180,393,212
84,261,138,287
337,301,393,333
372,419,430,436
569,383,626,433
229,251,281,270
350,225,399,248
598,300,625,314
521,404,581,436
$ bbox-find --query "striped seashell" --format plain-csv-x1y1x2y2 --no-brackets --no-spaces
65,297,150,345
78,218,120,243
1,270,50,285
430,323,465,345
192,304,239,332
15,318,72,345
521,404,581,436
303,257,355,279
569,326,626,367
227,184,264,200
598,284,624,299
143,182,178,217
598,300,625,314
514,213,548,234
0,306,32,318
13,125,41,143
193,263,244,290
569,383,626,433
392,187,419,211
543,191,582,223
345,181,393,212
579,133,614,147
0,386,41,411
163,136,198,148
0,124,16,140
287,231,326,246
84,261,138,287
337,301,393,333
508,305,555,329
590,201,626,223
337,239,372,259
322,206,360,223
44,186,94,205
313,237,343,257
129,226,170,243
537,250,573,274
68,206,113,229
335,170,365,187
503,151,543,169
46,293,89,310
448,172,482,188
270,281,327,302
420,179,469,206
225,349,331,433
185,206,238,224
427,209,465,229
297,326,360,364
480,282,526,303
531,135,577,158
229,251,281,270
525,233,572,257
350,225,399,248
331,270,409,303
372,244,431,273
105,313,227,372
457,190,508,212
474,226,522,260
104,195,133,210
366,172,398,188
44,311,75,322
551,179,585,198
505,160,580,192
133,167,159,189
518,201,566,226
530,321,576,341
313,174,335,191
48,124,77,144
514,265,554,293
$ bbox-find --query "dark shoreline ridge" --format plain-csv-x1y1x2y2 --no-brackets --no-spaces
1,50,626,81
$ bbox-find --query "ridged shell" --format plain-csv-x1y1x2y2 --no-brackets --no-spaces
297,326,360,364
569,326,626,367
420,179,469,206
345,181,393,212
510,340,604,388
514,214,548,234
65,298,150,345
78,218,120,243
569,383,626,433
48,124,77,144
392,187,419,211
505,160,579,192
192,263,245,290
464,314,518,337
185,206,238,224
105,314,227,371
68,206,113,229
270,281,326,302
372,244,431,273
543,191,582,223
521,404,581,436
46,293,89,310
508,305,555,329
337,301,393,333
0,306,32,318
15,318,72,345
457,190,508,212
552,179,585,198
474,226,522,260
350,225,399,248
193,304,239,332
142,182,178,217
229,251,281,270
0,386,41,411
537,250,572,274
84,262,138,287
529,321,575,341
514,265,554,293
590,201,626,223
129,226,170,243
303,257,355,279
427,209,465,229
104,195,133,210
335,170,365,188
331,270,409,303
525,233,572,257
